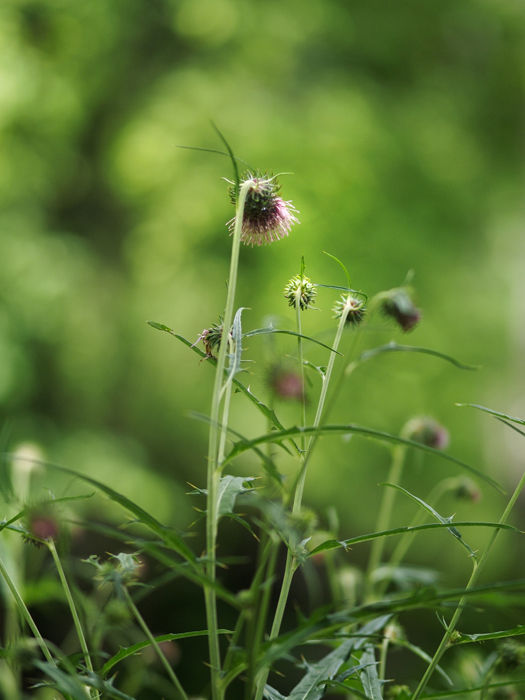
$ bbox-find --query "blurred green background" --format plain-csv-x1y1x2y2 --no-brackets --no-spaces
1,0,525,607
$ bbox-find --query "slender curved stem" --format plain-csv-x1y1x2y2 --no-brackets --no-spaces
205,180,252,700
413,467,525,700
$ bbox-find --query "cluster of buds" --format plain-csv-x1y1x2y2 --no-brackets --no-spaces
332,294,367,326
402,416,449,450
228,171,299,247
283,274,317,310
380,288,421,332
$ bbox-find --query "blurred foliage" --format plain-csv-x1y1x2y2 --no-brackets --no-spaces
1,0,525,583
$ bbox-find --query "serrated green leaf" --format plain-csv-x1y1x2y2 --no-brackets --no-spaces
222,424,503,492
101,629,233,677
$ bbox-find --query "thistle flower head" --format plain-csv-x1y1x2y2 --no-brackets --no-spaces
283,274,317,310
402,416,449,450
332,294,367,325
381,288,421,332
228,171,299,246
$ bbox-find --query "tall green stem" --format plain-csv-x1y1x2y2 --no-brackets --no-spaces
413,467,525,700
124,587,189,700
48,541,93,680
205,180,252,700
0,554,55,665
365,445,407,598
254,308,350,700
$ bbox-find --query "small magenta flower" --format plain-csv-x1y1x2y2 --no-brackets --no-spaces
381,289,421,332
227,171,299,246
402,416,449,450
332,294,366,325
283,274,317,310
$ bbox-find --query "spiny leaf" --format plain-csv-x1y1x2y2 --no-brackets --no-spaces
360,341,477,370
217,475,255,518
308,521,520,557
101,630,233,677
222,424,503,492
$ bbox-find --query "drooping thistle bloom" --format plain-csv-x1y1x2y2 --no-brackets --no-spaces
283,274,317,310
402,416,449,450
381,289,421,332
227,171,299,246
332,294,367,325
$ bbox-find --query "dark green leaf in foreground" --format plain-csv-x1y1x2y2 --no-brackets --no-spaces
101,630,233,677
222,424,503,492
308,520,520,557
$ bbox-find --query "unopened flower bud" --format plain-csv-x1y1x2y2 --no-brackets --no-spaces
283,274,317,310
497,640,525,674
193,317,229,359
228,171,299,246
267,364,304,402
332,294,366,325
381,289,421,332
454,477,481,503
23,504,60,546
402,416,449,450
86,552,142,590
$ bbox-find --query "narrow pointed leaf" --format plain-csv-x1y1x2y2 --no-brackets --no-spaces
101,630,233,677
12,458,196,563
222,424,503,492
454,624,525,644
242,326,343,355
381,483,476,557
308,521,520,556
360,342,476,370
153,329,301,456
397,639,452,686
458,403,525,426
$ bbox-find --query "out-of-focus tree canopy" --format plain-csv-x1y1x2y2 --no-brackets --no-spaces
1,0,524,573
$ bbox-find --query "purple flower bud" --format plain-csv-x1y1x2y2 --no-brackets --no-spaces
381,289,421,332
403,416,449,450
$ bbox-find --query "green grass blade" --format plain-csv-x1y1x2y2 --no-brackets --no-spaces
222,424,503,492
101,630,233,677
